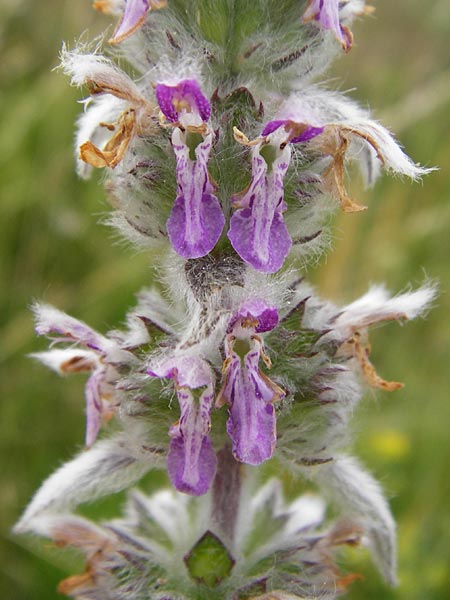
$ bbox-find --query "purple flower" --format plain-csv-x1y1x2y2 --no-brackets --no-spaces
155,80,225,258
32,304,135,447
302,0,353,52
228,120,323,273
155,79,211,124
149,356,217,495
109,0,167,45
217,300,284,465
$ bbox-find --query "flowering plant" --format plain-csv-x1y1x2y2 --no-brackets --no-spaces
15,2,435,598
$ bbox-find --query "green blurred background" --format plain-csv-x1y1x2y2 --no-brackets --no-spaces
0,1,449,598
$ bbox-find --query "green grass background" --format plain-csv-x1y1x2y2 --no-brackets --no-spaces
0,1,449,598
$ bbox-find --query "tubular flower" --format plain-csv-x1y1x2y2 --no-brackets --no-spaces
108,0,167,44
149,356,217,495
156,79,225,258
216,299,285,465
228,120,323,273
303,0,353,52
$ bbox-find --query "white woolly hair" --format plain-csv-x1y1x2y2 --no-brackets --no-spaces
313,456,397,585
30,348,98,375
278,88,434,182
14,430,163,534
303,283,437,336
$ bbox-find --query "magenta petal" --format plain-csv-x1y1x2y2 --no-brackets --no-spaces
262,120,324,144
110,0,150,44
290,125,324,143
228,299,279,334
223,354,277,465
228,207,291,273
261,120,285,137
168,434,217,495
167,193,225,258
155,80,211,123
303,0,349,49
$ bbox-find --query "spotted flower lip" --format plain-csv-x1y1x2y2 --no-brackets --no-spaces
156,79,225,259
109,0,167,45
302,0,353,52
228,121,323,273
217,301,284,465
149,356,217,496
155,80,211,124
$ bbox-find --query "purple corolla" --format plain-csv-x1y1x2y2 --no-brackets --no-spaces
216,300,284,465
109,0,167,45
228,120,323,273
302,0,353,52
149,356,217,495
155,79,225,259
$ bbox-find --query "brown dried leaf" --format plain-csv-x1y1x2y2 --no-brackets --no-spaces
352,331,404,391
320,129,367,212
92,0,113,15
58,569,94,595
79,109,136,169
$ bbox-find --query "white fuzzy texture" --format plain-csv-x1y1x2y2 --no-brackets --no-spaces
15,434,159,534
24,513,117,556
235,476,326,563
33,302,135,364
30,348,98,374
339,0,368,23
279,89,433,183
302,284,437,342
322,284,437,343
314,456,397,585
60,48,142,101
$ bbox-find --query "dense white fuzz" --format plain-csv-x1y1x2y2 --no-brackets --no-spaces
280,89,433,182
303,283,437,339
314,456,397,585
236,477,326,560
60,48,142,101
15,433,161,534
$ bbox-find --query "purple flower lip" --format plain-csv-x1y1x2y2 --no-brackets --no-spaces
227,299,279,334
155,80,211,123
227,141,292,273
166,129,225,259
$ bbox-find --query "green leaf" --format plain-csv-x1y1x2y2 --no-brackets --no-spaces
184,530,235,587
